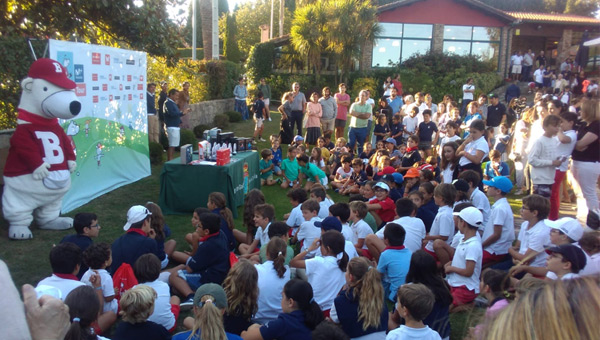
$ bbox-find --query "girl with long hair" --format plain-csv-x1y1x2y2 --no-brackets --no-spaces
208,192,236,250
331,257,388,339
223,259,259,335
64,286,110,340
440,142,460,184
241,279,324,340
254,238,291,324
309,147,326,172
290,230,348,315
145,202,176,268
234,189,266,245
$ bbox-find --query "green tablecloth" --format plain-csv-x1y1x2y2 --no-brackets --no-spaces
159,151,260,217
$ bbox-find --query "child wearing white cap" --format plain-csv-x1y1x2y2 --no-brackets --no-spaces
444,206,483,312
366,182,396,228
110,205,160,275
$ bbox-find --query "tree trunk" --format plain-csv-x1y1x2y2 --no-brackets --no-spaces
200,0,212,60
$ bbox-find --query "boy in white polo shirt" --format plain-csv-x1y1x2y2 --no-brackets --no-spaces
348,200,374,256
294,199,323,258
444,207,483,312
508,195,551,272
424,184,456,261
481,176,515,267
37,242,87,300
459,170,490,230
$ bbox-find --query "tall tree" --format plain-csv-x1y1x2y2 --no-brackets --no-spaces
223,13,242,63
184,0,229,47
290,1,328,83
564,0,599,15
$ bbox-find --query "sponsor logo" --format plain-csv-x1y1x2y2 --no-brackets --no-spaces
119,84,123,91
104,54,110,65
75,84,86,97
74,65,84,83
114,75,120,80
126,59,135,65
92,73,98,81
128,94,132,101
127,75,132,82
100,96,108,101
92,86,99,91
109,95,113,101
139,93,144,99
115,96,121,100
102,84,108,91
93,96,99,103
92,53,101,64
139,75,144,81
125,86,131,90
108,74,112,81
137,84,143,90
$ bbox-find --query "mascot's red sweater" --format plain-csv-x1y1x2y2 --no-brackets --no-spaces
4,109,76,177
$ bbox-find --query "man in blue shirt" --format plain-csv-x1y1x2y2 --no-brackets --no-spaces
386,87,403,118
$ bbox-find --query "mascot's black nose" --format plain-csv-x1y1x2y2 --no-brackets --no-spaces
70,101,81,116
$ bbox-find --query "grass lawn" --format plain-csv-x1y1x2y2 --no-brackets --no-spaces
1,109,524,339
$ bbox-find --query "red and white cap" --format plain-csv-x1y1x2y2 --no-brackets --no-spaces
27,58,76,89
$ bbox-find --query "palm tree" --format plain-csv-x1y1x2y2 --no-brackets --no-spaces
200,0,214,59
290,1,328,83
327,0,381,83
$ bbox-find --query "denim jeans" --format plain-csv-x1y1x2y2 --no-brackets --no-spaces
289,110,304,136
348,127,367,154
235,99,249,120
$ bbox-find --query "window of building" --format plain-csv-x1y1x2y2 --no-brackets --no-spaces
443,25,501,69
372,23,432,67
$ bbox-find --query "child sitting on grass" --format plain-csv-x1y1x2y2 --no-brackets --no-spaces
297,153,328,190
259,149,277,186
377,223,412,303
293,199,322,258
283,188,308,234
114,285,170,340
339,158,367,195
81,243,118,314
270,134,283,177
348,201,373,255
238,204,275,262
386,284,441,340
280,145,300,189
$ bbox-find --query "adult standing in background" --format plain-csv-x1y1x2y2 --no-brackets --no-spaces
289,82,307,136
461,78,475,117
319,87,337,137
386,87,403,121
158,81,168,140
234,77,249,120
522,49,534,82
257,78,272,121
146,83,159,143
382,76,394,99
505,80,521,106
536,50,546,68
510,50,523,82
334,83,351,140
177,81,191,129
392,74,403,96
570,99,600,225
486,94,506,135
347,90,372,155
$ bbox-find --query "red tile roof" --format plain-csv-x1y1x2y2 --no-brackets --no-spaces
505,12,600,25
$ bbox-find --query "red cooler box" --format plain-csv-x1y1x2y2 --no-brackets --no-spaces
216,148,231,166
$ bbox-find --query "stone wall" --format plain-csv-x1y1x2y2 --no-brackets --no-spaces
187,98,235,128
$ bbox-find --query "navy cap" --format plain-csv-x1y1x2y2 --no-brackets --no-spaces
315,216,342,232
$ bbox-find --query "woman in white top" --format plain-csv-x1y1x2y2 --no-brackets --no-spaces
456,119,488,189
290,230,348,313
254,238,291,324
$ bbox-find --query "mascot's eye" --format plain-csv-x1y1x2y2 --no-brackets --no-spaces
43,87,48,91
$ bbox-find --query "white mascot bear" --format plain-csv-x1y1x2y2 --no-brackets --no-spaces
2,58,81,240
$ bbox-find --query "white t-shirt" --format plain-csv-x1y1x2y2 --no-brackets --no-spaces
580,252,600,277
439,135,461,156
297,217,323,255
517,220,551,268
459,136,489,166
482,198,515,255
447,235,483,292
255,222,271,247
554,130,577,172
139,280,176,330
37,275,85,301
341,223,353,242
351,219,373,249
441,164,454,184
378,216,426,253
470,188,491,229
319,200,333,219
403,115,419,138
81,268,118,314
425,206,455,252
255,261,290,322
305,256,346,311
534,69,544,83
286,204,305,228
366,98,375,121
315,240,359,260
386,325,442,340
511,54,523,65
336,166,353,181
462,84,475,100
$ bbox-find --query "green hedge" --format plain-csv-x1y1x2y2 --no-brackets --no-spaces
246,42,275,83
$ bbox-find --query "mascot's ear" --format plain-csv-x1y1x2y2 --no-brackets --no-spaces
21,77,34,92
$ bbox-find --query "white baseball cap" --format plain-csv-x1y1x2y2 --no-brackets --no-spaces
123,205,152,231
374,182,390,192
545,217,583,242
453,207,483,228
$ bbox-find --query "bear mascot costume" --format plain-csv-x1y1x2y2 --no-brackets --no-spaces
2,58,81,239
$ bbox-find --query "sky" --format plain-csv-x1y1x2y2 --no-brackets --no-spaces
166,0,249,23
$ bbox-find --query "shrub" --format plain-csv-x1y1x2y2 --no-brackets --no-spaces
148,142,164,165
214,113,230,129
193,124,212,139
350,77,379,100
246,42,275,83
180,129,197,149
224,111,242,123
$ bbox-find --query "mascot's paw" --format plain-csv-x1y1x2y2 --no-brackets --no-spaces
8,226,33,240
68,160,77,173
39,217,73,230
32,162,50,180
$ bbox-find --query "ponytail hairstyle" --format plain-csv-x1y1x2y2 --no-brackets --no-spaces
266,237,288,278
222,259,258,320
482,268,511,300
347,257,384,331
283,279,324,330
320,230,348,272
208,192,234,230
192,294,227,340
64,285,100,340
145,202,165,239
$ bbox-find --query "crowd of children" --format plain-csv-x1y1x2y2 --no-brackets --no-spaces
21,83,600,340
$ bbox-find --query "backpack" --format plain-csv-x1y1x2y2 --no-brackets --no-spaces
112,262,138,302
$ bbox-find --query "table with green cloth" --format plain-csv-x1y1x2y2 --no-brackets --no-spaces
159,151,260,217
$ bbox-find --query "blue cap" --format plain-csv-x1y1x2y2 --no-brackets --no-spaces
482,176,513,194
385,137,397,146
391,172,404,185
315,216,342,232
293,135,304,142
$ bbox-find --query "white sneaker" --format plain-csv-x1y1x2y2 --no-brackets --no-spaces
268,117,272,121
259,138,267,142
252,140,257,145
